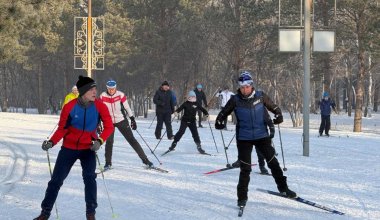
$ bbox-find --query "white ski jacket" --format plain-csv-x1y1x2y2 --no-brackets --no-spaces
100,90,133,124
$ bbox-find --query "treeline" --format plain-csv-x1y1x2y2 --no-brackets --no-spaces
0,0,378,132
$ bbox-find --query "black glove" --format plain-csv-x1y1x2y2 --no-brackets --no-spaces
91,139,102,151
215,113,226,130
42,140,53,151
269,127,275,139
130,116,137,130
273,114,283,125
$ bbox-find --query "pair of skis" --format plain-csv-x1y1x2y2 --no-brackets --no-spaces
203,163,258,175
237,188,345,217
161,149,213,157
96,165,169,174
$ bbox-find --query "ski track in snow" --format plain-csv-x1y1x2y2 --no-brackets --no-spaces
0,138,28,197
344,182,370,219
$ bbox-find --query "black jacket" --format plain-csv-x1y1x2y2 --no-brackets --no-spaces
175,101,208,122
153,87,175,114
193,89,207,107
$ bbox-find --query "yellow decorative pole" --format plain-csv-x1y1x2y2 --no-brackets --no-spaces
87,0,92,77
74,0,104,74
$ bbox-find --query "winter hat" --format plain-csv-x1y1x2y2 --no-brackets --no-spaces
187,90,197,102
196,84,203,89
162,81,169,86
106,80,117,88
76,75,96,96
188,90,196,97
238,71,254,87
323,91,329,97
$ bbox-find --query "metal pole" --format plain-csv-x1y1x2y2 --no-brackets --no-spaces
303,0,311,156
87,0,92,77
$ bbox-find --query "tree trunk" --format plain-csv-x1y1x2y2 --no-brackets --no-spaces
38,62,45,114
353,48,366,132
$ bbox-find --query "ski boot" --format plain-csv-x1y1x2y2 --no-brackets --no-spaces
231,160,241,168
196,143,206,154
259,166,269,174
103,163,112,171
86,213,96,220
280,188,297,198
142,158,153,168
33,214,50,220
237,199,247,207
169,142,177,151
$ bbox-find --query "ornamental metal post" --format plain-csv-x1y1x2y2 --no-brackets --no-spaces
74,0,105,77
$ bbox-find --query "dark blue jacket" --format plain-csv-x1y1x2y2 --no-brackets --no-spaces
153,87,175,114
219,90,281,141
319,98,336,116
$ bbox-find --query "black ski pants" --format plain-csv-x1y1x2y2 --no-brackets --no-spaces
173,120,201,146
319,115,331,135
236,138,288,201
105,119,148,165
197,109,204,126
155,112,173,139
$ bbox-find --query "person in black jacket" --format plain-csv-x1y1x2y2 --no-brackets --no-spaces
166,90,209,154
194,83,208,127
153,81,175,140
215,71,296,208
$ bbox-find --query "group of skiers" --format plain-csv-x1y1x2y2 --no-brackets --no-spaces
34,70,336,219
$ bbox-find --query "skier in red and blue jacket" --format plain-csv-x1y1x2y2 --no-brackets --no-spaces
34,76,114,220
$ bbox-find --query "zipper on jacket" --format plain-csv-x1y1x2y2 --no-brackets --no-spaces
76,108,87,149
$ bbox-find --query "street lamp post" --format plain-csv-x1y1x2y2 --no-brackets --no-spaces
303,0,311,156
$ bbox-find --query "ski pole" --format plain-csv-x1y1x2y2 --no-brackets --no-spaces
46,150,59,219
135,129,163,165
220,130,230,167
207,119,219,153
148,116,156,129
277,124,287,171
226,133,236,149
95,153,117,218
46,124,59,219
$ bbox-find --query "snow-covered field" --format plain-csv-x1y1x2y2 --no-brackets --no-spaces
0,111,379,220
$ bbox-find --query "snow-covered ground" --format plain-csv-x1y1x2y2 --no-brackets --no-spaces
0,111,379,220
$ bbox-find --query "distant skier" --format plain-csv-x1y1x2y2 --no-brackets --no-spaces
217,86,234,129
100,80,154,169
34,76,114,220
215,71,296,209
153,81,176,140
163,90,209,155
62,85,79,108
194,83,208,127
318,91,336,137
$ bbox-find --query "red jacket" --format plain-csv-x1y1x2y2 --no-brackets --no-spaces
50,98,114,150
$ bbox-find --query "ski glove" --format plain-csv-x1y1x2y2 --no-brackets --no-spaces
91,139,103,151
273,114,283,125
42,140,53,151
215,113,226,130
269,126,275,139
130,116,137,130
